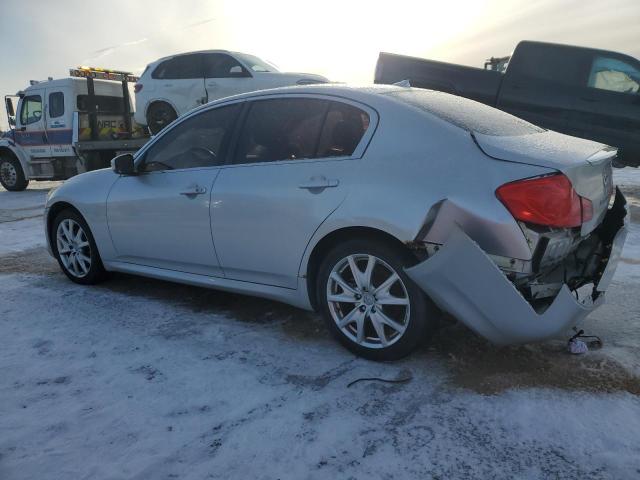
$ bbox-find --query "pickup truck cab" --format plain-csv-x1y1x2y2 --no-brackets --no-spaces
1,68,148,191
375,41,640,167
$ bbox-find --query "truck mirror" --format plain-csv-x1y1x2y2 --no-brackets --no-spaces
111,153,135,175
8,117,15,126
5,97,14,117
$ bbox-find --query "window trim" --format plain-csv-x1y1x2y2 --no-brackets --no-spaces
133,93,379,173
224,93,379,169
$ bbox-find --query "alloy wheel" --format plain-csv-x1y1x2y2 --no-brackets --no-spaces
326,254,410,349
56,219,92,278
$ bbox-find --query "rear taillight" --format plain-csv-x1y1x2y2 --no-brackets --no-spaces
134,83,143,93
496,173,592,228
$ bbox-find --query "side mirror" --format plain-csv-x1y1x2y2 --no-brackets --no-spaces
5,97,15,117
8,117,15,126
111,153,135,175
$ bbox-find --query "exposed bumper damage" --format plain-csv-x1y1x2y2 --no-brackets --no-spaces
406,189,628,345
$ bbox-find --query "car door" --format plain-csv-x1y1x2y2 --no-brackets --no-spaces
15,89,52,159
45,90,73,156
570,52,640,158
106,103,241,276
203,53,257,102
497,43,591,135
152,53,207,115
211,96,375,289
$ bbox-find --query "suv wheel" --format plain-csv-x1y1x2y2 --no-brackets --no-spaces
146,102,177,135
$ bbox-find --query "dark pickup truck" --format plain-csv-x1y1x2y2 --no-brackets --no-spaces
375,41,640,167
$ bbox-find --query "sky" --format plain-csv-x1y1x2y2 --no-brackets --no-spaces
1,0,639,129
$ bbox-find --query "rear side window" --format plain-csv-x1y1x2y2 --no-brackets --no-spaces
77,95,124,113
587,55,640,94
152,54,203,79
317,102,370,157
19,95,42,125
142,104,240,171
388,89,544,136
204,53,249,78
234,98,329,164
49,92,64,118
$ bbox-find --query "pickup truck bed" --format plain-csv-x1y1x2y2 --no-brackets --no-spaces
375,53,502,106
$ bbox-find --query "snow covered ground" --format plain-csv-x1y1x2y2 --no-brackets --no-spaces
1,171,640,479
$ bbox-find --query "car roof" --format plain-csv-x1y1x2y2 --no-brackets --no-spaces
200,83,406,107
195,83,543,138
21,77,123,94
153,49,257,63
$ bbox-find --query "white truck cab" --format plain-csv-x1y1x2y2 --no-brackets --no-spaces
1,67,149,191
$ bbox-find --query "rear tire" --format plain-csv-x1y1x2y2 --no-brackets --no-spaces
146,102,178,135
0,156,28,191
317,238,437,361
52,209,107,285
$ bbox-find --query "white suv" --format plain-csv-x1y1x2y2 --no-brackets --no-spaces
134,50,328,133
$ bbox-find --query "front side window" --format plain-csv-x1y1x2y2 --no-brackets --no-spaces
204,53,249,78
587,55,640,94
142,104,240,171
49,92,65,118
152,54,204,80
234,53,278,72
19,95,42,125
234,98,329,164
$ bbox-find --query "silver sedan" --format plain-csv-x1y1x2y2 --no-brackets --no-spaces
45,85,628,360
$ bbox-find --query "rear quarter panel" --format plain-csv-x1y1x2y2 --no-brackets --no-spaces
299,98,554,277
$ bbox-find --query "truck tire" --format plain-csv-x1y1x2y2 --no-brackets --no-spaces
146,102,177,135
0,156,29,191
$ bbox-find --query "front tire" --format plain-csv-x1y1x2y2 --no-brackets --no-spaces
317,239,437,361
52,209,107,285
146,102,178,135
0,156,28,191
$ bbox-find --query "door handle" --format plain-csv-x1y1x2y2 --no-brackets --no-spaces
180,185,207,196
298,176,339,190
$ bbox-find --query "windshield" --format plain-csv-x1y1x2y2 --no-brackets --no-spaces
234,53,279,73
387,89,545,136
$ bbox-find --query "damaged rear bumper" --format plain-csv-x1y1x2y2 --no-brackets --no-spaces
406,189,628,345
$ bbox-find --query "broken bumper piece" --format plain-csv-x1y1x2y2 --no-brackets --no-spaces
406,190,628,346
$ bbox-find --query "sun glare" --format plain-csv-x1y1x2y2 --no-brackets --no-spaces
219,0,488,82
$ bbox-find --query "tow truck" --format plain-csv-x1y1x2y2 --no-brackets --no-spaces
1,67,150,191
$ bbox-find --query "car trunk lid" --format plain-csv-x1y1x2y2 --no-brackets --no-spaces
473,129,615,235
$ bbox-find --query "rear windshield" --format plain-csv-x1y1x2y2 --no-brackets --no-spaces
77,95,124,113
386,89,544,136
